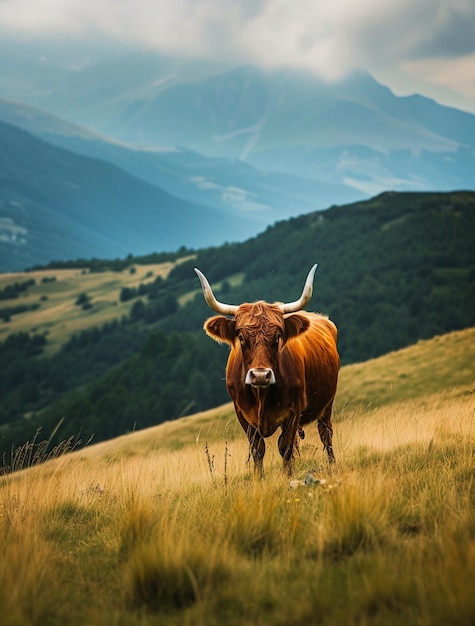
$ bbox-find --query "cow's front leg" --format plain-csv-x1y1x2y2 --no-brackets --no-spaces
318,403,335,463
278,414,300,476
247,426,265,477
235,407,265,476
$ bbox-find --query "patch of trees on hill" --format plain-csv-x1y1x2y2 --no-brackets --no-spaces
29,248,194,273
0,279,35,300
1,190,474,459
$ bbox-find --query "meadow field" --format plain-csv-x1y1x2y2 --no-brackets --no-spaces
0,259,192,353
0,328,474,625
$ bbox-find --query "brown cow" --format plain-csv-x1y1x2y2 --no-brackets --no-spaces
195,265,340,475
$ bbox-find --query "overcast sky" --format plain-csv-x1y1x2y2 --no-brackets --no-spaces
1,0,474,113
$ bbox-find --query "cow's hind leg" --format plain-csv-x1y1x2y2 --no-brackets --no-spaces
318,402,335,463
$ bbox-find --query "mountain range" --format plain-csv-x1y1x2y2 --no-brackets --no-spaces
9,49,473,193
0,120,255,270
0,43,474,270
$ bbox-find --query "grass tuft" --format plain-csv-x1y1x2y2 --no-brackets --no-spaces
1,422,87,475
125,533,236,613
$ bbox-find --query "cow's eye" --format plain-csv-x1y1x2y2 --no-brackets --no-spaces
275,334,282,347
238,334,246,345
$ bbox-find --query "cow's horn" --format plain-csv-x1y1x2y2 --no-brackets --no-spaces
194,268,239,316
279,264,318,313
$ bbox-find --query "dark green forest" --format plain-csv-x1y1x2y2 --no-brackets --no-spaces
1,190,474,465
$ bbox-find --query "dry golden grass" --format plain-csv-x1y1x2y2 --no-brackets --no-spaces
336,326,475,409
0,328,474,625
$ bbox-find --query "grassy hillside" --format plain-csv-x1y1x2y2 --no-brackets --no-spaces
75,326,474,459
337,326,474,410
0,189,473,460
0,329,473,626
0,258,191,354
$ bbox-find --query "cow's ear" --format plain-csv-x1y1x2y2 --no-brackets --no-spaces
284,313,310,340
204,316,236,345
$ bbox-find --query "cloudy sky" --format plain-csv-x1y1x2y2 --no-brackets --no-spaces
1,0,474,113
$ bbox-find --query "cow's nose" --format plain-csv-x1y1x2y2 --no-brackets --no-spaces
245,368,276,387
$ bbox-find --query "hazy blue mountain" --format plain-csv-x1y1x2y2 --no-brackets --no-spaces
99,65,474,194
1,41,473,267
0,40,226,130
0,37,157,109
37,51,227,130
0,38,71,102
0,121,254,271
0,99,364,225
2,42,473,198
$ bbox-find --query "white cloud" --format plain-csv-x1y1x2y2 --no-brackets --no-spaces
189,176,270,213
0,0,474,107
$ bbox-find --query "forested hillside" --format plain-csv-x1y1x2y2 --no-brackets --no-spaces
1,190,474,462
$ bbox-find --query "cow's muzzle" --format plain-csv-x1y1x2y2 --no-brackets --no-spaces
245,368,276,388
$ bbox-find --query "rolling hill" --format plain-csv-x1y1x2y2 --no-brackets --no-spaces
0,189,473,459
0,259,190,353
0,120,253,271
67,324,475,459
